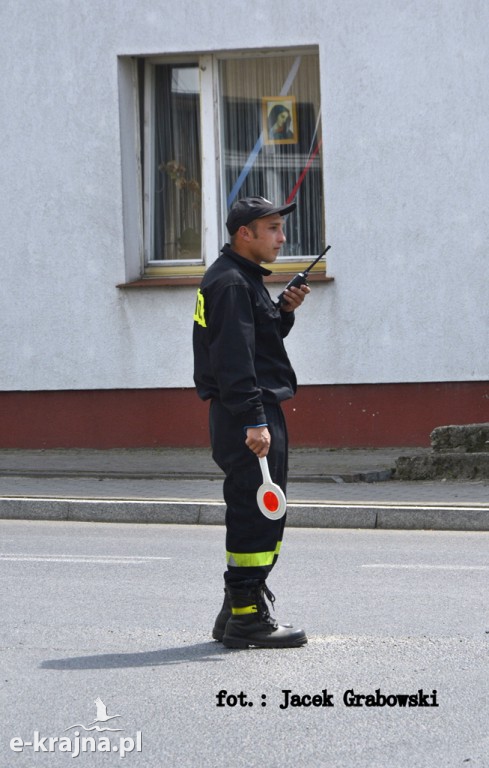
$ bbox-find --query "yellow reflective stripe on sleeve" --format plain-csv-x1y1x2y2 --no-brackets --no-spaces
226,541,282,568
193,288,206,328
232,605,258,615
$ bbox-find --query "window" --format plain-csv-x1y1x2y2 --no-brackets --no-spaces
130,48,324,280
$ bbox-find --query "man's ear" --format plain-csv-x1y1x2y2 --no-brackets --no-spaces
238,225,251,241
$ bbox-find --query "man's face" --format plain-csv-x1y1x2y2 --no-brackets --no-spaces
244,214,287,265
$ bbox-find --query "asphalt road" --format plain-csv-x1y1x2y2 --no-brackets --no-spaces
1,520,489,767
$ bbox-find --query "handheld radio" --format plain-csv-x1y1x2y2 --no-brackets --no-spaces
277,245,331,306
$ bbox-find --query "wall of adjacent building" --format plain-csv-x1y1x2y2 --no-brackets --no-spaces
1,0,487,446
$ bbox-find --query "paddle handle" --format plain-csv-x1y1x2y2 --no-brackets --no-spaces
259,456,273,485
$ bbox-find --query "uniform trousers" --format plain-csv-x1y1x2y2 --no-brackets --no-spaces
209,399,289,585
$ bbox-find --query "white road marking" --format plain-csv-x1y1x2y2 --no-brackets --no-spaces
0,495,488,511
362,564,489,571
0,553,171,564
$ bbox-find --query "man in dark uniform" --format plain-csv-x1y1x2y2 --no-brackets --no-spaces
193,196,309,649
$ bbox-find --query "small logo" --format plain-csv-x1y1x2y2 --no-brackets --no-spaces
10,698,142,758
65,697,123,733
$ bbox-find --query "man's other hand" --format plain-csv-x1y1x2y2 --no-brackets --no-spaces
280,283,311,312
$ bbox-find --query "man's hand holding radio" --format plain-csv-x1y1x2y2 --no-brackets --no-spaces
280,283,310,312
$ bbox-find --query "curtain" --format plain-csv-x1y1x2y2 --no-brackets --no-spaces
220,54,324,257
153,65,202,261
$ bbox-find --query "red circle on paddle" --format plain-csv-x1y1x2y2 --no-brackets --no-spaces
263,490,280,512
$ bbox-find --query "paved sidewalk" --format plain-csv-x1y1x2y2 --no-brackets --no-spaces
0,448,488,530
0,447,402,481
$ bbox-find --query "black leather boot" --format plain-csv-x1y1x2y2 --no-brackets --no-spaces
212,585,293,642
212,588,231,641
222,580,307,649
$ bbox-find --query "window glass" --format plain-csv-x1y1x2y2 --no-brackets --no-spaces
152,64,202,261
220,53,323,257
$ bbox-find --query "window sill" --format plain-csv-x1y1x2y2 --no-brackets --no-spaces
117,273,334,288
117,260,334,288
264,273,334,284
117,276,204,288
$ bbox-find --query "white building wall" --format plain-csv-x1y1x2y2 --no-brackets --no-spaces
1,0,488,391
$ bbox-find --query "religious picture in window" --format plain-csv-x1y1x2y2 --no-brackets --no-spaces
262,96,298,145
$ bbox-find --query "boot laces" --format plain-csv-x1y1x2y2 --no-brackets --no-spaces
262,583,276,609
254,583,276,625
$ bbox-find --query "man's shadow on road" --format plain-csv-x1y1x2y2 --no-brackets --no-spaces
41,642,236,670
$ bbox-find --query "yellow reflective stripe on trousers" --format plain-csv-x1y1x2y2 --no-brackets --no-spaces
226,541,282,568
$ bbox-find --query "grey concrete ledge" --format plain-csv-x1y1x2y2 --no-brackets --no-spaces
396,453,489,481
431,422,489,453
1,497,488,531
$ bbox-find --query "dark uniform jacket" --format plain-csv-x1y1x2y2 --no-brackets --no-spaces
193,245,297,428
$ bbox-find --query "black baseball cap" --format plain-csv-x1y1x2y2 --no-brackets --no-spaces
226,196,296,235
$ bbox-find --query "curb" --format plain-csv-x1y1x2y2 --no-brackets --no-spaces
1,497,489,531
